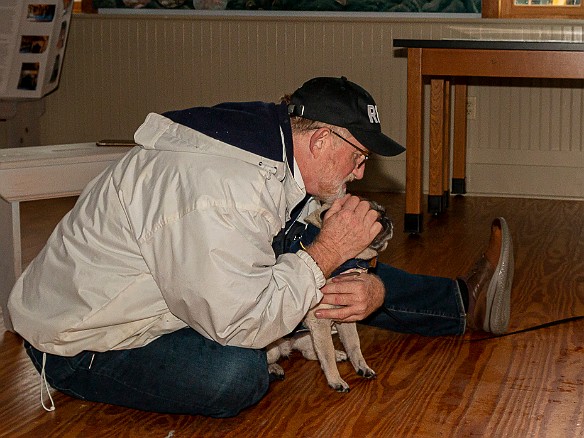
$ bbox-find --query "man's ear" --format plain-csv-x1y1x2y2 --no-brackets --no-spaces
309,127,331,159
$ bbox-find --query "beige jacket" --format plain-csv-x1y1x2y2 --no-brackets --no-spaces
8,107,325,356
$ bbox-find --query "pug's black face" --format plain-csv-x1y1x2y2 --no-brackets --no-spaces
367,200,393,253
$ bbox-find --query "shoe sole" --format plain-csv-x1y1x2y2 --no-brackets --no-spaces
484,217,514,334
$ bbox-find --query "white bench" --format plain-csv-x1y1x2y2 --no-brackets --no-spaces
0,143,131,331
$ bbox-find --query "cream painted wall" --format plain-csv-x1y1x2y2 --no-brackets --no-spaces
5,13,584,199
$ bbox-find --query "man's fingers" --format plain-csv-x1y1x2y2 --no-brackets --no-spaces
314,307,355,322
324,194,351,218
354,198,373,217
364,207,381,224
320,280,362,306
317,273,385,322
369,221,383,240
344,195,362,211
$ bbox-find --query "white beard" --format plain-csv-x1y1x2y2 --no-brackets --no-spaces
318,174,354,204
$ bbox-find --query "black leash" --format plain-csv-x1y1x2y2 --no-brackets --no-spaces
380,306,584,342
466,315,584,342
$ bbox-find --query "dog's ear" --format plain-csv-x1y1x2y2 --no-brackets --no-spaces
368,201,393,252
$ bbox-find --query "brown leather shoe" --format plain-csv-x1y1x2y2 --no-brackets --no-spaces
462,218,514,334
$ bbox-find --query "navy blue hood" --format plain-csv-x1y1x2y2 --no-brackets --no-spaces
162,101,294,165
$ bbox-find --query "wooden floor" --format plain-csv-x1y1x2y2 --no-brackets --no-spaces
2,193,584,437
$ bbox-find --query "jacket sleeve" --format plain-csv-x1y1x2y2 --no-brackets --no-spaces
137,203,324,349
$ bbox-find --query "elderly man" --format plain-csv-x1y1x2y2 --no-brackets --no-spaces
8,77,513,417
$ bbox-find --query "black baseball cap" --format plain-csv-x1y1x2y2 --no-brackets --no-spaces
288,76,405,157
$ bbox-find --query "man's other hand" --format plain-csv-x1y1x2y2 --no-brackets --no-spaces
315,272,385,322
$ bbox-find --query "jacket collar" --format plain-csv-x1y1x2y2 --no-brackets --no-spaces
135,102,306,221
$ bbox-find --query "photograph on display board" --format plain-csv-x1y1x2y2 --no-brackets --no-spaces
26,4,57,22
17,62,40,90
19,35,50,54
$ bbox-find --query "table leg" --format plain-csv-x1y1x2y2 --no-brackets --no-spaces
404,48,424,233
452,82,468,194
0,199,20,332
442,79,451,209
428,78,447,214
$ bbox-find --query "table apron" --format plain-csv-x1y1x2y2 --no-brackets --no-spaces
420,48,584,79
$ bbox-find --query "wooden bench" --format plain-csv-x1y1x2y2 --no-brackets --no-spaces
0,143,131,331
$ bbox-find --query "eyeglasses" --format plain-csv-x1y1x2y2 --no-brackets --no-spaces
330,130,370,169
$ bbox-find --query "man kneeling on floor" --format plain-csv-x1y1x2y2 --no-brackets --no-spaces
8,76,513,417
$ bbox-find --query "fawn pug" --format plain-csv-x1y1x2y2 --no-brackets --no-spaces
267,199,393,392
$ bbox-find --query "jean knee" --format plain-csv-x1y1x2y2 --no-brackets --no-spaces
206,348,269,418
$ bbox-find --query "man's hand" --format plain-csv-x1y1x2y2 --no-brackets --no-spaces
304,195,382,278
315,272,385,322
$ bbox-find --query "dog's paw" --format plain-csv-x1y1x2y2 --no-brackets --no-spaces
329,379,350,393
268,363,285,380
357,366,377,379
335,349,348,362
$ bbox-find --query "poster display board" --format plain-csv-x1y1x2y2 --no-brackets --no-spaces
0,0,73,99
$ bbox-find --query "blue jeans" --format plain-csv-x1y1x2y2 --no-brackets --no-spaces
26,328,269,418
364,263,467,336
25,263,465,417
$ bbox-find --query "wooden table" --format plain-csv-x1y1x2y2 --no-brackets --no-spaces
393,39,584,233
0,143,130,331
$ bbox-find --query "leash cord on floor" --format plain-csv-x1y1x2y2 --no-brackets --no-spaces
380,306,584,342
465,315,584,342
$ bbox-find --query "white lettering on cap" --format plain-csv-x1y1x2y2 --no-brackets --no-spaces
368,105,380,124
